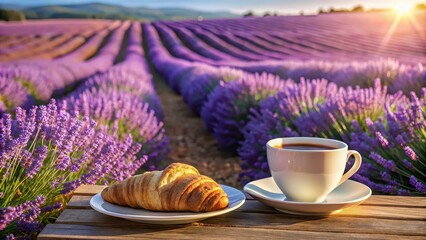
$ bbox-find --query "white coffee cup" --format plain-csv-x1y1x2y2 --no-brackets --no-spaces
266,137,362,203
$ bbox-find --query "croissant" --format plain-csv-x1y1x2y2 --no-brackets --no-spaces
101,163,229,212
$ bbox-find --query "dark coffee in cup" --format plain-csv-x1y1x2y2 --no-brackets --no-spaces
275,143,336,150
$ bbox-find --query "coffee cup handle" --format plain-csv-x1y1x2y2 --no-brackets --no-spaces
338,150,362,186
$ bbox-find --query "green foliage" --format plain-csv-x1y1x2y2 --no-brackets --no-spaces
20,3,238,21
352,5,365,12
243,11,255,17
416,4,426,10
0,8,25,21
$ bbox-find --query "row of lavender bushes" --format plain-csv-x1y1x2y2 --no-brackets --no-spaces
0,21,130,115
233,59,425,95
1,22,169,239
153,22,425,95
162,17,424,64
144,22,425,196
0,20,116,61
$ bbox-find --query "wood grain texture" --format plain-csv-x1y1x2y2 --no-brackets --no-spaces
230,201,426,220
67,196,92,209
74,185,106,196
39,185,426,239
54,209,426,236
38,224,426,240
362,196,426,208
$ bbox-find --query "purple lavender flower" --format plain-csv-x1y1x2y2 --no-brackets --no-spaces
239,58,423,94
62,88,168,170
381,171,392,182
390,64,426,95
16,220,43,234
404,146,419,161
41,202,63,213
395,135,407,146
410,176,426,192
25,146,48,179
60,179,82,195
5,234,16,240
347,88,425,195
0,76,34,114
1,99,149,238
18,150,32,169
402,159,414,170
369,152,396,171
68,64,163,120
0,195,45,232
375,132,389,148
201,72,292,149
0,65,54,101
181,67,244,114
295,79,406,139
330,59,400,88
171,63,218,94
1,20,165,239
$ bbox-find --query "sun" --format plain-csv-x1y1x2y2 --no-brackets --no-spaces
394,3,414,15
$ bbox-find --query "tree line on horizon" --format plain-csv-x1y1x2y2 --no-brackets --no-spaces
1,3,426,21
244,3,426,17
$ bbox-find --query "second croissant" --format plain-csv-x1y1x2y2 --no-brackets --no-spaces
101,163,229,212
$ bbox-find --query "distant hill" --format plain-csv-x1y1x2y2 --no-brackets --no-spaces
0,2,238,21
0,4,27,10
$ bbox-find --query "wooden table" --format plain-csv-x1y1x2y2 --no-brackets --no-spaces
38,185,426,239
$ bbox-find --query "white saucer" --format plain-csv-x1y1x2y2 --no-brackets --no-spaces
90,185,245,224
244,177,371,216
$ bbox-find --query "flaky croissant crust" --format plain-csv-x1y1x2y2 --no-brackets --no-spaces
101,163,229,212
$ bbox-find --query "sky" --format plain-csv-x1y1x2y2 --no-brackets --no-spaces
3,0,426,14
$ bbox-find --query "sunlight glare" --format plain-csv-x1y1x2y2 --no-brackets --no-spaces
380,2,424,53
394,3,413,15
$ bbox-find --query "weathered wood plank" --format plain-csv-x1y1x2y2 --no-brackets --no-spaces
235,201,426,219
363,196,426,208
53,209,426,236
37,224,425,240
67,196,92,209
45,185,426,239
338,204,426,220
73,185,106,196
198,212,426,235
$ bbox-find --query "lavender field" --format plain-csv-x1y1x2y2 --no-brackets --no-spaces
1,9,425,238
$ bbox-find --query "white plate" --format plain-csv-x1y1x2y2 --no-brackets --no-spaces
90,185,245,224
244,177,371,216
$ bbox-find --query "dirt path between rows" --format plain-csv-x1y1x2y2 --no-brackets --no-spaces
153,74,242,189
